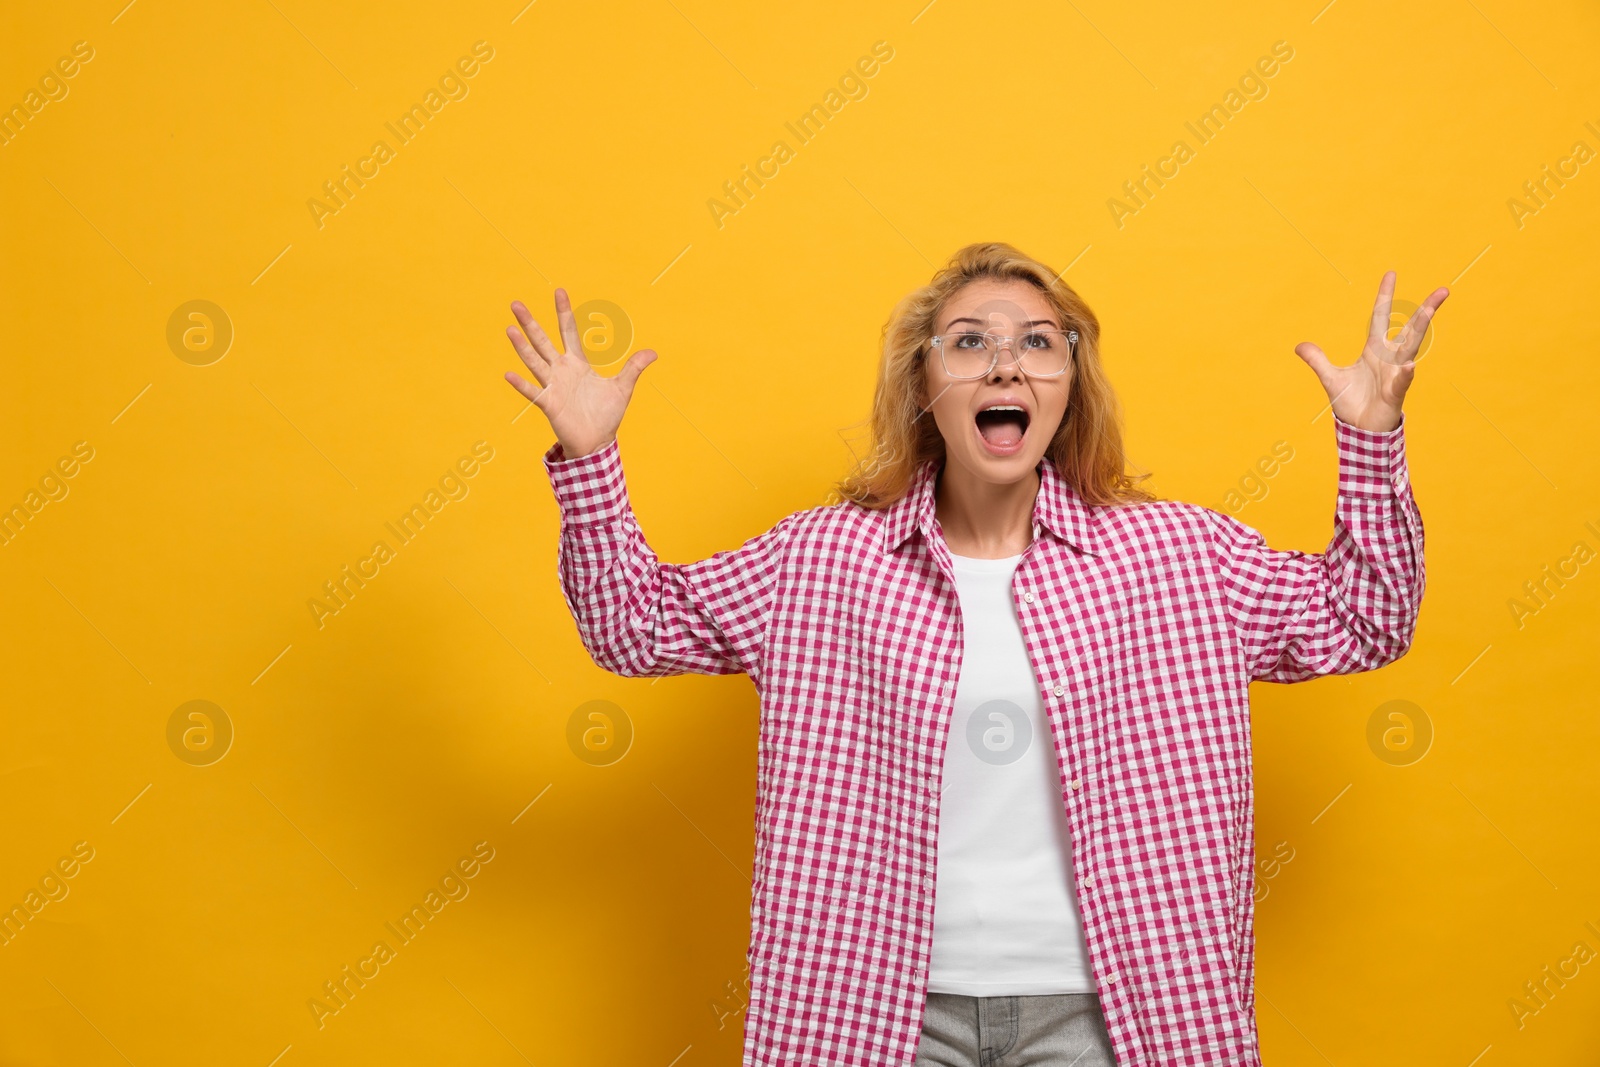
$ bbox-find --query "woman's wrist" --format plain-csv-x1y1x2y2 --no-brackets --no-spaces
555,434,616,461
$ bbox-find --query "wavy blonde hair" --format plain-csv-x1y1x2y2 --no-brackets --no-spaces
832,241,1158,510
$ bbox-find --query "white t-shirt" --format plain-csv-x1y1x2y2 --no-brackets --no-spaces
925,551,1096,995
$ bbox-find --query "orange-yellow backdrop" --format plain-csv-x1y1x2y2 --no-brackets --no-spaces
3,1,1598,1064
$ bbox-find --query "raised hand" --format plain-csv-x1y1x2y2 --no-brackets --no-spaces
1294,271,1449,433
504,288,657,458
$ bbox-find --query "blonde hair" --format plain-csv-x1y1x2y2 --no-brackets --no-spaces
832,241,1158,510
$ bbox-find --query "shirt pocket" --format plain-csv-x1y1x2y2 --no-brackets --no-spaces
1111,544,1226,676
1130,543,1204,609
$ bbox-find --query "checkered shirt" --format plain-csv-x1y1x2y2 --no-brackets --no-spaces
543,412,1423,1065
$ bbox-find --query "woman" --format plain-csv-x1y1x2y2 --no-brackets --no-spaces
503,243,1445,1066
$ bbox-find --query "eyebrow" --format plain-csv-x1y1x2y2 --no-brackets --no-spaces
942,317,1062,330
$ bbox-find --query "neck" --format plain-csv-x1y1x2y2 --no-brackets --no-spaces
933,458,1040,559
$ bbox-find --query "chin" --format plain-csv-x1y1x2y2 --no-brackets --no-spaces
945,445,1040,488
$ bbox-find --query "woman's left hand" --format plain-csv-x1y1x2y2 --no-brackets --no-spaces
1295,270,1449,432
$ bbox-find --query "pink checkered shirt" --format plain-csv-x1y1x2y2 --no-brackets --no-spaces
543,412,1423,1066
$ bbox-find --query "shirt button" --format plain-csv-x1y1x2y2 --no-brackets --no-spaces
1069,778,1082,791
1081,876,1095,890
1106,972,1118,985
1022,592,1035,604
1053,685,1065,697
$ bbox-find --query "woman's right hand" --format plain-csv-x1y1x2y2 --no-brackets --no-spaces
503,288,657,459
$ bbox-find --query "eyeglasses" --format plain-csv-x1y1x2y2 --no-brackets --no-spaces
928,329,1078,379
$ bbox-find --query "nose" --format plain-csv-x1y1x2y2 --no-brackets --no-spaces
990,341,1026,380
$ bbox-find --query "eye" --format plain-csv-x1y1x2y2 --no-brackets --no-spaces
953,333,986,350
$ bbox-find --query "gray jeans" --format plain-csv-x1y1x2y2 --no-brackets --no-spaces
915,991,1119,1066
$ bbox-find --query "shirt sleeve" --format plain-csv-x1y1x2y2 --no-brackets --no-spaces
1201,411,1425,683
542,437,796,679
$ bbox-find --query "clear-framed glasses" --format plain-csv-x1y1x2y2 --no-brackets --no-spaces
928,329,1078,379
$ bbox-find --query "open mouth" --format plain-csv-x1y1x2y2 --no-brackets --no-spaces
974,405,1030,455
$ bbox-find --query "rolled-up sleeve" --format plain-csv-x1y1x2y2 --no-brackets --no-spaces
1202,412,1425,683
543,437,796,679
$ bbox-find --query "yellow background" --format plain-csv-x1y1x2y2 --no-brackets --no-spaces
2,0,1598,1063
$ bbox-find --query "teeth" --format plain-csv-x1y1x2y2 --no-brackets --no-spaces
981,405,1025,413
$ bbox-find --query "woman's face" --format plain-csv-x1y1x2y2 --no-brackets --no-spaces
923,278,1073,486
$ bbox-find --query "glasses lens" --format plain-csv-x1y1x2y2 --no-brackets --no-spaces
941,333,994,378
936,331,1074,377
1017,331,1072,376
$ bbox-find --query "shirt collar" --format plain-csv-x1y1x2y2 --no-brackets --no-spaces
879,454,1100,557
